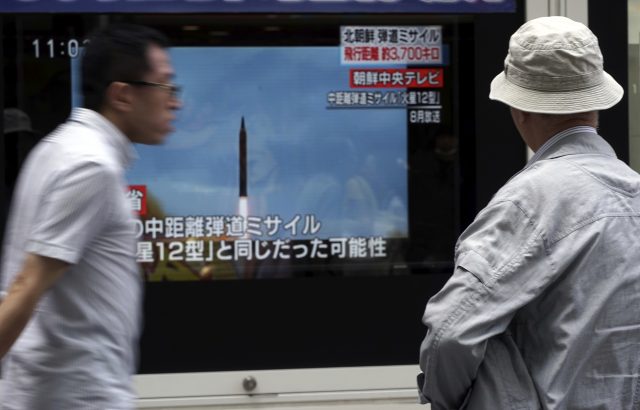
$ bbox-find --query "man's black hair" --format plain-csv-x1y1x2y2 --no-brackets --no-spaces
81,23,170,111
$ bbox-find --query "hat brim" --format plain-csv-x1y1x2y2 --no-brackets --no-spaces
489,70,623,114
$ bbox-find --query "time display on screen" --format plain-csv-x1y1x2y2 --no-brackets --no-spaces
32,38,88,58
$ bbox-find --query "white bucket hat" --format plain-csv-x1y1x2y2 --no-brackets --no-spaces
489,16,623,114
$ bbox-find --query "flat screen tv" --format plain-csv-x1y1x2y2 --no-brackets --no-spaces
1,7,526,373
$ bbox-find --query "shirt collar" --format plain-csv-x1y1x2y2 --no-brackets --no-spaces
68,107,138,168
503,125,617,187
527,126,597,167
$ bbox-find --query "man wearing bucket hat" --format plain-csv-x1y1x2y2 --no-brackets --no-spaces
418,16,640,409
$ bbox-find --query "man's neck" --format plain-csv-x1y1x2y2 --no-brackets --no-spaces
100,108,132,142
526,114,598,152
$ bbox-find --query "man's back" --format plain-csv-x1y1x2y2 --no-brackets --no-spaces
465,132,640,408
0,109,141,409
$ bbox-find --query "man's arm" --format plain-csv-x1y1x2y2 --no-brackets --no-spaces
0,253,68,358
418,259,496,408
0,161,113,359
418,200,551,408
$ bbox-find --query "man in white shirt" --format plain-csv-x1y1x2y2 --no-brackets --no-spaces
0,23,180,409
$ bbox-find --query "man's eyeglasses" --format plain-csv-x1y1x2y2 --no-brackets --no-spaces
122,80,181,98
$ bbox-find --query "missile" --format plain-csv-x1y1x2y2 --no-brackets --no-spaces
239,116,247,198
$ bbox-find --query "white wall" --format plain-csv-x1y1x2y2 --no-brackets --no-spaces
1,365,427,410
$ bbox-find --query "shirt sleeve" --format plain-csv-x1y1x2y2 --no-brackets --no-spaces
25,161,116,264
418,199,552,409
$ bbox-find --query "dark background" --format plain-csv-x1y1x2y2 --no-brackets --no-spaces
589,0,628,163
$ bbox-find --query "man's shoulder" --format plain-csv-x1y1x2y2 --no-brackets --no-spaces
484,154,640,244
497,153,640,202
38,121,120,172
489,160,572,207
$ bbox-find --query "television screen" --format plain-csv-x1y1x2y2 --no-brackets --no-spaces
73,47,409,280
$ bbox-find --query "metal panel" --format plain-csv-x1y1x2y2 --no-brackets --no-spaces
0,0,517,14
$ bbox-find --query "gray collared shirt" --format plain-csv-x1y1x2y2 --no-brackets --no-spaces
419,127,640,409
1,108,141,409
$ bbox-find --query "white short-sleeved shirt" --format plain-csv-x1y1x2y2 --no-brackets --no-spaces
0,108,141,410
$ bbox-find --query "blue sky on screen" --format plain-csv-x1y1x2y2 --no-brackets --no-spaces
73,46,408,238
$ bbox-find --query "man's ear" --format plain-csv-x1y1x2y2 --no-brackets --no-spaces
105,81,134,113
510,107,529,127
